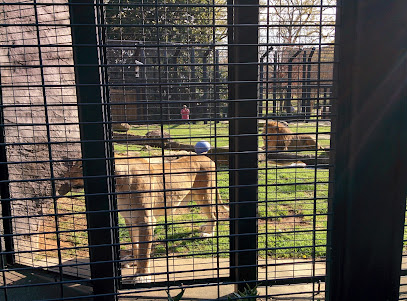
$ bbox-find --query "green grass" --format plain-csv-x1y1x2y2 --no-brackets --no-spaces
114,143,164,156
153,212,229,258
256,162,329,258
59,120,331,259
126,121,230,148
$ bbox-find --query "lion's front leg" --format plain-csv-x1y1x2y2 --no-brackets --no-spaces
194,188,217,237
118,197,154,283
121,223,139,268
131,212,154,283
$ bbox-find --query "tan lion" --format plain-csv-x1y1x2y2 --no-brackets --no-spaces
262,120,323,151
58,154,227,283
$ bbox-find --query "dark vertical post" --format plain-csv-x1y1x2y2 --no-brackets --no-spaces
140,47,148,120
272,51,278,114
0,78,14,265
322,87,328,119
285,49,301,114
285,57,293,114
327,1,407,300
203,52,209,123
190,48,197,121
163,48,170,121
259,58,264,117
306,48,315,120
69,1,118,300
170,48,181,120
301,50,307,117
259,47,273,118
229,0,259,292
214,49,221,123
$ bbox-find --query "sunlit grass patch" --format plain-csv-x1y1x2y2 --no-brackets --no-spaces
153,212,229,258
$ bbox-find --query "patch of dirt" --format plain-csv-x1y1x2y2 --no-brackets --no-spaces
38,196,89,260
259,208,310,231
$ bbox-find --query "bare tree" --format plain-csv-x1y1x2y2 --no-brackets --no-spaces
259,0,336,115
260,0,336,45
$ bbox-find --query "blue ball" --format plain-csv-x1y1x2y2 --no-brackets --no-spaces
195,140,211,154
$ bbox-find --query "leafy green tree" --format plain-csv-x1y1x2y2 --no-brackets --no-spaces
105,0,226,44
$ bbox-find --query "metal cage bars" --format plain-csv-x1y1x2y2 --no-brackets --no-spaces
228,0,259,293
69,0,119,298
0,0,407,300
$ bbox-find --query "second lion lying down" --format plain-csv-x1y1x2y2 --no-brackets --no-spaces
58,154,227,283
262,120,324,151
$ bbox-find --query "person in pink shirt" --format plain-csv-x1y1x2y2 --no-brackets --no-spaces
181,105,190,123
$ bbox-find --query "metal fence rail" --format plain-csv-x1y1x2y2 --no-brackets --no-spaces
1,0,407,300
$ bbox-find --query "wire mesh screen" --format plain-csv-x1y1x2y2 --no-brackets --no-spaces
256,1,335,298
0,0,338,300
0,0,90,283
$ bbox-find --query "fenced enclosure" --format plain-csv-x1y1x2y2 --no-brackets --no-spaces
0,1,407,300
